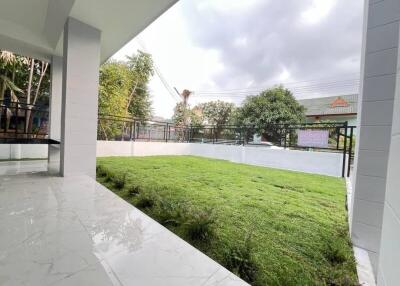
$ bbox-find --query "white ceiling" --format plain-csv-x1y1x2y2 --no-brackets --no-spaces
0,0,178,61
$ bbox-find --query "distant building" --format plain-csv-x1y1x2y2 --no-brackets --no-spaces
298,94,358,126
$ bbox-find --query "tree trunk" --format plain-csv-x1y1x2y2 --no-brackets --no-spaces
26,60,34,105
0,80,5,101
99,121,108,141
32,62,48,106
25,60,35,134
27,61,48,136
121,81,139,139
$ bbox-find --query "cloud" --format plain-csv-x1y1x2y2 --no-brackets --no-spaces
301,0,337,25
181,0,363,90
113,0,364,117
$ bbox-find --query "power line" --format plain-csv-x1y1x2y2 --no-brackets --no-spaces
195,73,360,93
198,79,358,92
135,38,181,103
196,78,360,94
195,77,360,99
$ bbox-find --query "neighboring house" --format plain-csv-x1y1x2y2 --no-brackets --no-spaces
299,94,358,126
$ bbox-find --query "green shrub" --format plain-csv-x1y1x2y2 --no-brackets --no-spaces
136,192,156,209
184,208,215,242
324,239,348,265
128,185,142,196
326,269,358,286
113,173,126,189
154,199,186,227
96,165,108,177
222,237,259,285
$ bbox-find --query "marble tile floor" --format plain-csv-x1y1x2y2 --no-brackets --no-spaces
0,160,48,176
0,162,249,286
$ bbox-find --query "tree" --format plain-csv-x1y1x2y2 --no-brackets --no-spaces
196,100,236,126
190,105,204,127
1,51,50,105
1,50,51,134
173,100,236,127
172,102,191,127
99,61,130,117
0,51,24,100
173,103,206,127
98,51,154,140
98,61,130,140
236,86,305,141
125,51,153,122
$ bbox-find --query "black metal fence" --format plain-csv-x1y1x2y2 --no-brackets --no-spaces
98,115,356,177
0,101,49,139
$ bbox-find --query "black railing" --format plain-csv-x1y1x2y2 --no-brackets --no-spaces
98,115,356,177
0,101,49,139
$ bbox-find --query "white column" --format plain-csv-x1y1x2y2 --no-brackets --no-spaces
48,56,62,175
351,0,400,277
49,56,62,141
60,18,101,178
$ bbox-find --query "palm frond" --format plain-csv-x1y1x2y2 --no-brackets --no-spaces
0,74,23,93
0,51,16,65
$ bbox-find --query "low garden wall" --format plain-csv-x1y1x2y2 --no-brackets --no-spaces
0,144,48,160
97,141,345,177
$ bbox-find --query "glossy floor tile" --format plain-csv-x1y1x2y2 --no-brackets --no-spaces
0,162,248,286
0,160,47,176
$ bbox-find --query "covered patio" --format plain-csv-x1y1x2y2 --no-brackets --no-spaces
0,0,400,285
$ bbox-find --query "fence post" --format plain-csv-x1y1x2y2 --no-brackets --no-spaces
284,125,287,149
133,121,137,141
336,127,340,150
347,126,354,177
341,121,348,178
22,109,26,135
15,103,19,136
129,121,133,141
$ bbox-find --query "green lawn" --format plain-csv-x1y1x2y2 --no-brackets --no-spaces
96,156,357,286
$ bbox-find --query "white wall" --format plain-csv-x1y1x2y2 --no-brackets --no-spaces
351,0,400,279
97,141,345,177
376,14,400,286
0,144,48,160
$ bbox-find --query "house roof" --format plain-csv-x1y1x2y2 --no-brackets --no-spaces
298,94,358,117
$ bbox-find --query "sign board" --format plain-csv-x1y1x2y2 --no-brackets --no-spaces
297,130,329,148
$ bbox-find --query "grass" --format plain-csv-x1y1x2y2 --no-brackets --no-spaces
0,158,46,162
96,156,357,286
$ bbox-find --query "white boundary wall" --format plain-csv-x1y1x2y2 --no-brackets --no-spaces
0,144,48,160
97,141,345,177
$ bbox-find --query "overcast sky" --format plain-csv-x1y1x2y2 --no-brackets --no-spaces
113,0,364,118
